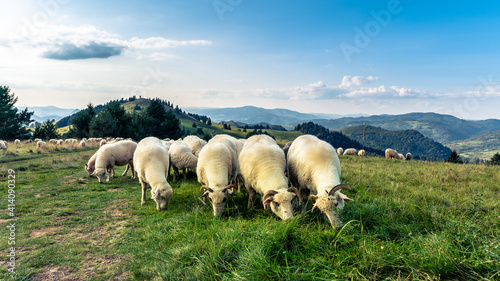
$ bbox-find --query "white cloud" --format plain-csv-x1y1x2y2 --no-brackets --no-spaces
127,37,212,49
137,52,178,61
339,75,379,89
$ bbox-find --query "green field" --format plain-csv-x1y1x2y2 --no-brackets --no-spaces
0,142,499,280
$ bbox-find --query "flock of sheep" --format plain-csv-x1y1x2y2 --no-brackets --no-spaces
0,137,123,150
81,134,362,227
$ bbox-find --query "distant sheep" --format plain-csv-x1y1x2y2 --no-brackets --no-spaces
169,140,198,181
0,141,6,151
337,147,343,156
91,140,137,183
197,136,239,216
57,140,64,145
134,137,173,211
34,138,42,143
343,148,357,156
385,148,399,159
183,135,207,157
79,140,86,148
37,141,46,149
49,139,58,144
406,153,412,160
358,149,366,157
287,135,353,227
14,139,20,145
25,140,32,144
282,141,293,160
99,140,107,147
239,135,301,220
397,153,405,160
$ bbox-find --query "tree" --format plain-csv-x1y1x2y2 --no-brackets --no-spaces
446,150,463,164
192,122,197,128
33,119,60,140
491,152,500,166
0,86,34,140
89,102,132,137
68,103,95,138
207,118,212,126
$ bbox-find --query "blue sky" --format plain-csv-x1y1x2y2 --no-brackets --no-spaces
2,0,500,119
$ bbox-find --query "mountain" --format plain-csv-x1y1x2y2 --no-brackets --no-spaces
310,112,500,144
340,125,452,161
183,106,322,125
446,130,500,160
18,106,80,123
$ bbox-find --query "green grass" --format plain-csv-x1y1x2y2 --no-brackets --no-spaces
0,148,499,280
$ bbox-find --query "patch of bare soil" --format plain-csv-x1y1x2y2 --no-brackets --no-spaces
0,219,9,224
33,265,73,281
30,226,62,238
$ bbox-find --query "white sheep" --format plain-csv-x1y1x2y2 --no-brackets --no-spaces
37,141,46,149
287,135,353,227
25,139,32,144
343,148,357,156
239,134,301,220
397,153,405,160
197,136,239,216
134,137,173,211
49,139,58,144
406,152,412,160
0,141,6,151
14,139,20,145
57,140,64,145
99,139,107,147
79,140,86,148
385,148,399,159
358,149,366,157
183,135,207,157
210,134,245,190
337,147,344,156
169,140,198,181
91,140,137,183
34,138,42,143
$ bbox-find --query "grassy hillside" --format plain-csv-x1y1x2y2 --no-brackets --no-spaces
1,143,498,280
445,130,500,160
340,125,452,161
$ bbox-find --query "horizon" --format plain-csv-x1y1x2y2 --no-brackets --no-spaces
3,1,500,120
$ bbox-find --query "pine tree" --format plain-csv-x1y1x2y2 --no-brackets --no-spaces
33,119,60,140
0,86,34,140
491,152,500,166
446,150,463,164
68,103,95,138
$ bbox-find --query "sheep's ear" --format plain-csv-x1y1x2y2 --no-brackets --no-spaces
90,170,96,176
85,163,88,169
338,192,353,202
263,197,274,205
200,185,213,192
152,190,160,200
200,191,210,198
227,189,234,196
309,195,318,204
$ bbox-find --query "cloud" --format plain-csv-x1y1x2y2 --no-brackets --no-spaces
339,75,379,88
137,52,177,61
128,37,212,49
42,41,124,60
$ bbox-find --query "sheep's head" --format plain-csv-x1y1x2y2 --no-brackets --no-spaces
151,185,173,211
200,184,235,217
311,184,353,227
85,163,95,177
263,187,301,220
91,168,108,184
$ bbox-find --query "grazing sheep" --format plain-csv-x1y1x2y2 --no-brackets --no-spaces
287,135,353,227
134,137,173,211
183,135,207,157
91,140,137,183
337,147,344,156
358,149,366,157
0,141,6,151
197,136,239,216
37,141,46,149
406,153,412,160
385,148,399,159
397,153,405,160
169,140,198,181
239,135,301,220
34,138,42,143
14,139,20,145
210,134,245,190
343,148,357,156
282,141,293,159
57,140,64,145
49,139,58,144
25,140,32,144
99,139,107,147
79,140,86,148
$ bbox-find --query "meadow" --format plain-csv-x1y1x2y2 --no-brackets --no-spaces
0,142,499,280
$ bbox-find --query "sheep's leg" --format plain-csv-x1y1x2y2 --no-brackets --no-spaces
173,166,179,181
122,164,130,177
183,168,187,180
130,163,136,179
140,180,148,206
247,188,256,208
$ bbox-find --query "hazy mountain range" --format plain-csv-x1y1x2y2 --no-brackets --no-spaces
18,106,80,123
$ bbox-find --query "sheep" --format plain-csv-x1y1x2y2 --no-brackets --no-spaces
397,153,405,160
385,148,399,159
210,134,245,190
37,141,46,149
183,135,207,157
343,148,357,156
99,139,107,147
57,140,64,145
79,139,86,148
14,139,20,145
197,136,239,216
34,138,42,143
169,140,198,181
49,139,58,144
337,147,344,156
282,141,293,159
0,141,6,151
134,137,173,211
406,153,412,160
25,139,32,144
91,140,137,183
358,149,366,157
287,134,353,227
239,134,301,220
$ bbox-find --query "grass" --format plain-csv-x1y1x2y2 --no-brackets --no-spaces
0,145,499,280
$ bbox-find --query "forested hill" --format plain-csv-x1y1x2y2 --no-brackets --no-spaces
294,122,384,156
340,125,452,161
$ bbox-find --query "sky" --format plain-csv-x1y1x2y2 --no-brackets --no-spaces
2,0,500,120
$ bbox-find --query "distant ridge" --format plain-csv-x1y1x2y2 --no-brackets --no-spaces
17,106,79,123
